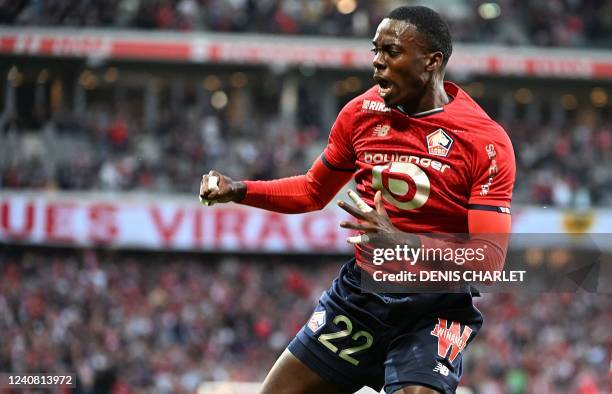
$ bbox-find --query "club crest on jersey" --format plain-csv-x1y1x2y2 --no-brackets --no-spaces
307,310,326,333
372,124,390,137
426,129,454,157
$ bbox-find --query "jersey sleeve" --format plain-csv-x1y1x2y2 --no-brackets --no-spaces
468,127,515,212
321,102,357,171
240,156,353,213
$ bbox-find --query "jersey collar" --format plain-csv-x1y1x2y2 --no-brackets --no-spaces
394,81,459,118
397,106,445,117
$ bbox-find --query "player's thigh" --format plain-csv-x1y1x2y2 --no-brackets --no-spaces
385,317,482,394
259,349,343,394
287,295,387,392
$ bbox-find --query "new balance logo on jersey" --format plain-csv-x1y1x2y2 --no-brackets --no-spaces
362,99,391,112
307,310,326,333
372,124,390,137
433,362,450,376
426,129,454,157
430,318,473,362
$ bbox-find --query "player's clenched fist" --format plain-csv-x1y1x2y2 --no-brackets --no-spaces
199,170,246,206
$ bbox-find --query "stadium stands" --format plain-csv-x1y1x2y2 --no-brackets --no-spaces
1,0,610,47
1,95,611,207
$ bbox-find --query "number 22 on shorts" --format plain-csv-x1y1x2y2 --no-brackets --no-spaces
316,314,374,366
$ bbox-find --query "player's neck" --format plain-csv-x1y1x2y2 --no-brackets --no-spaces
398,81,449,116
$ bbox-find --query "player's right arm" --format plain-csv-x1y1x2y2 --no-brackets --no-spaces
200,157,352,213
199,100,357,213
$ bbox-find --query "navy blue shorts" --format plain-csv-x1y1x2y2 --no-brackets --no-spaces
288,259,483,394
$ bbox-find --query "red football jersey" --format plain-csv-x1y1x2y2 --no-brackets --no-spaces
323,82,515,237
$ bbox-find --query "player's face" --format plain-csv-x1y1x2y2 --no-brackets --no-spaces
371,18,436,108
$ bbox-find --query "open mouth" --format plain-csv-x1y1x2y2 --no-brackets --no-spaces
374,76,393,98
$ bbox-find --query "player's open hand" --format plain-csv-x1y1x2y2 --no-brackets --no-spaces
199,170,246,206
338,190,401,245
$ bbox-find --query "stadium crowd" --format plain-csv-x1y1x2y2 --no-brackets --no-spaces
1,94,611,208
0,0,610,47
0,248,608,394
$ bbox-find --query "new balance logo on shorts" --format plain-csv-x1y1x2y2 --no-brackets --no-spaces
433,362,450,376
430,318,473,362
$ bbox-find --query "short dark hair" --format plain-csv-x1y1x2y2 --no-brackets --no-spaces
386,6,453,67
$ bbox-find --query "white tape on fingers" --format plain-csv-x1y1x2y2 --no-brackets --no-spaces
207,173,219,191
347,234,369,244
348,190,373,213
200,172,219,206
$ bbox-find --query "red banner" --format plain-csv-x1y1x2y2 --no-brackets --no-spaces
1,193,610,252
1,29,611,79
0,194,354,253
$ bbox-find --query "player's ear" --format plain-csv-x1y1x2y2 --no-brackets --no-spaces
426,51,444,72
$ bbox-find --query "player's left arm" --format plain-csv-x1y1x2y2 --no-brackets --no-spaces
339,191,511,272
449,131,516,270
